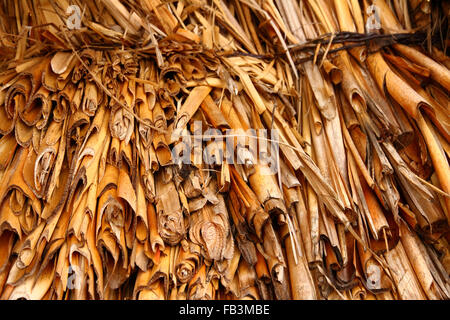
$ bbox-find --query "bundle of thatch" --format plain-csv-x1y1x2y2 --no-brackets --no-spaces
0,0,448,300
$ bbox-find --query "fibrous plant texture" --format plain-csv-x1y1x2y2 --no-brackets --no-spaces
0,0,449,300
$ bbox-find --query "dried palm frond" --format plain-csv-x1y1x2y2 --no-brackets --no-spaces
0,0,448,300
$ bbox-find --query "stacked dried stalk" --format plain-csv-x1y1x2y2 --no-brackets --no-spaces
0,0,449,300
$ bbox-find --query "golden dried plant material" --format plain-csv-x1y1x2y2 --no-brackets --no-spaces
155,173,185,245
0,0,448,301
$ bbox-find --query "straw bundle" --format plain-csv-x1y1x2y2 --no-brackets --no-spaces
0,0,449,300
